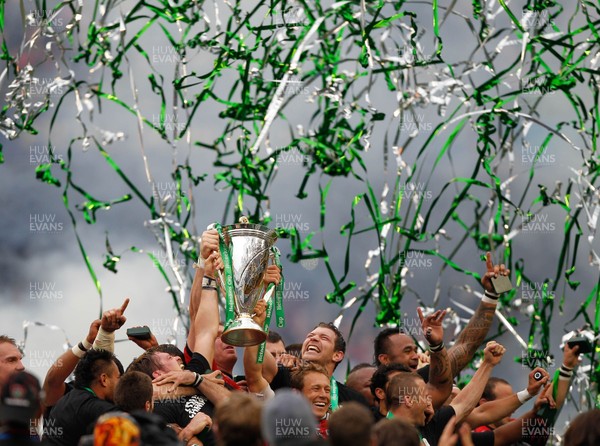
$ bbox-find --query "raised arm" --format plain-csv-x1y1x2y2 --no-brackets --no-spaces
450,341,505,423
493,383,555,446
243,265,281,394
92,298,129,352
554,342,580,409
187,230,222,365
447,252,509,376
419,308,452,410
42,319,99,407
465,367,549,427
244,299,271,394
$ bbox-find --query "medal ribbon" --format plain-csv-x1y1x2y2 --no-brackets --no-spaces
213,223,235,327
257,247,284,363
330,376,339,411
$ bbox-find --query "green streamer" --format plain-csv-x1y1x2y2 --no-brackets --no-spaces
213,223,236,328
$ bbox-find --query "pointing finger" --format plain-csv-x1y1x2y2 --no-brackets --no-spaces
120,298,130,313
485,252,493,272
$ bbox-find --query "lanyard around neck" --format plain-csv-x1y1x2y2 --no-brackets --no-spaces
329,377,339,411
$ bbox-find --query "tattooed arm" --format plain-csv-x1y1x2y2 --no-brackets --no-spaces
428,347,453,409
447,303,495,377
419,308,453,409
447,252,509,377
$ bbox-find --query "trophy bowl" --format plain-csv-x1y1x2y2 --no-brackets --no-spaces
217,223,278,347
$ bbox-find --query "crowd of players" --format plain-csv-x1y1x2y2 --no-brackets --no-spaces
0,229,598,445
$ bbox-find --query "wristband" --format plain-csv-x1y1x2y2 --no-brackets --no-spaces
517,389,533,403
559,364,574,380
193,373,204,387
482,290,500,304
429,342,445,353
202,276,216,287
71,343,87,359
92,327,116,353
202,286,217,292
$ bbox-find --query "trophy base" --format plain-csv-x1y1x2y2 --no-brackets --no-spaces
221,317,267,347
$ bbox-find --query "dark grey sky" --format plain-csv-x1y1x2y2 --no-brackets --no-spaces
1,0,597,437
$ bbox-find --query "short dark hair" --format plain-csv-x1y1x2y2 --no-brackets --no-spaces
374,328,401,366
290,363,330,391
385,372,424,410
285,343,302,358
482,377,511,401
564,409,600,446
328,402,374,446
215,392,263,446
349,363,375,375
114,356,125,376
74,349,119,389
314,322,346,354
372,418,420,446
370,363,412,401
126,347,162,377
266,331,283,344
114,371,153,413
0,336,18,347
154,344,184,363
